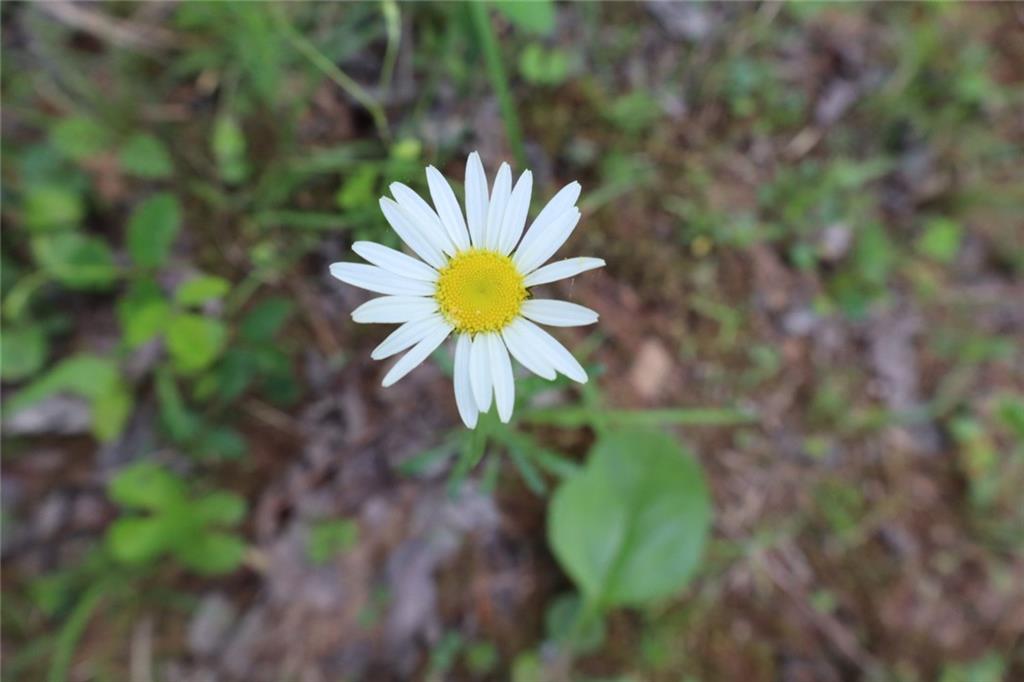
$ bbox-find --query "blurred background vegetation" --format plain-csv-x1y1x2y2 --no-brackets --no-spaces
2,2,1023,681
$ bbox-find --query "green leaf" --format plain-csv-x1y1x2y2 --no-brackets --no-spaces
155,369,200,441
306,519,359,565
32,233,118,289
118,133,173,179
335,165,378,210
548,429,711,609
174,531,246,575
22,184,84,232
492,0,555,35
107,516,169,564
108,461,187,510
51,116,113,161
1,324,48,381
852,222,895,286
239,297,294,343
194,491,246,525
91,384,131,442
995,395,1024,440
127,192,182,268
917,217,962,263
518,43,570,86
175,274,230,306
6,354,120,413
193,425,246,460
166,313,228,373
118,281,171,348
213,114,248,184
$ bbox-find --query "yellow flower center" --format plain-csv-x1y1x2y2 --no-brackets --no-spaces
435,249,526,333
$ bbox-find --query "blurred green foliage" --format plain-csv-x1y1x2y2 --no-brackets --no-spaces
2,1,1022,680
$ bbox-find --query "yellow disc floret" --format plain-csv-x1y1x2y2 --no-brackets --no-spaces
435,249,526,333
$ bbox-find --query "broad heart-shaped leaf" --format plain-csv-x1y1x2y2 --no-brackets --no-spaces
127,192,182,268
173,531,246,575
108,461,187,511
548,429,711,609
107,516,170,565
166,312,227,374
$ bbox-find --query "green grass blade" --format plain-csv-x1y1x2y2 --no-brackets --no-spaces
469,2,526,168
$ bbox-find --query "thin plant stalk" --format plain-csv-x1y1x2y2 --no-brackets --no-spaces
272,6,391,141
469,2,526,168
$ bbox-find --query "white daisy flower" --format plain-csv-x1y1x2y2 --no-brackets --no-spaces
330,152,604,428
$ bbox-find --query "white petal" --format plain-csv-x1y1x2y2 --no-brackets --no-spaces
465,152,489,248
512,208,581,275
390,182,456,256
330,263,435,296
487,333,515,423
515,319,588,383
426,166,471,252
514,181,580,263
381,320,452,387
352,241,438,282
379,197,446,269
469,334,493,412
371,314,446,360
351,295,438,324
502,320,556,380
497,171,533,256
523,257,605,287
484,163,511,250
454,333,478,428
521,300,599,327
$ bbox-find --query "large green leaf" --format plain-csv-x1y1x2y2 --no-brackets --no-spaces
166,313,227,373
127,192,182,268
548,429,711,608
